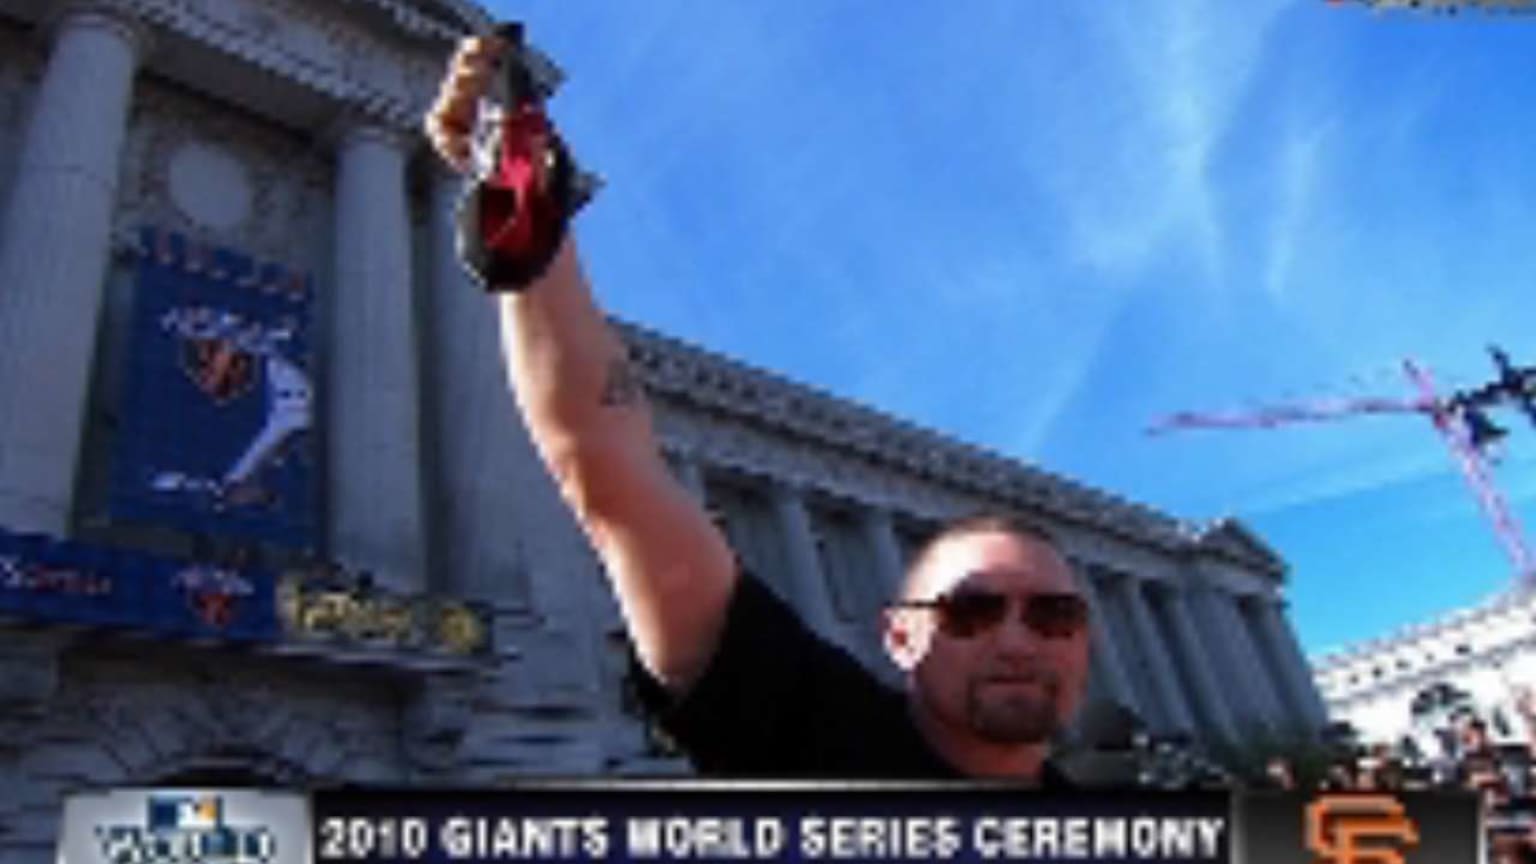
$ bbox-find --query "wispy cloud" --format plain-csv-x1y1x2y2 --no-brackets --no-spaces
1034,0,1295,280
1264,121,1330,300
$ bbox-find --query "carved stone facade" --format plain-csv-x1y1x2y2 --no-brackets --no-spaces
1314,589,1536,757
0,0,1328,860
114,76,332,267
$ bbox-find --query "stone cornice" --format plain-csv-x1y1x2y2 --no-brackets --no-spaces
52,1,155,61
93,0,447,132
1313,588,1536,672
1322,635,1536,709
334,0,475,43
615,318,1282,575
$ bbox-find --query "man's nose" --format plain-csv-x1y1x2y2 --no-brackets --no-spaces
990,611,1043,654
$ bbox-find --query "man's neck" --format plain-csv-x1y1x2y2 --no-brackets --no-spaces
909,700,1050,781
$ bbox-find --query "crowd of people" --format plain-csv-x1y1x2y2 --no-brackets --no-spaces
1259,694,1536,864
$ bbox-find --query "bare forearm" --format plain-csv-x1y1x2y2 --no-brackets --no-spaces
496,236,658,489
494,234,736,687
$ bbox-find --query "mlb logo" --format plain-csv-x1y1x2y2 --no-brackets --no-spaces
147,794,223,831
61,788,307,864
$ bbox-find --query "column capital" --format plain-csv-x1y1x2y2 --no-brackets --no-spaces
51,1,154,63
340,122,413,153
767,474,810,500
326,113,417,157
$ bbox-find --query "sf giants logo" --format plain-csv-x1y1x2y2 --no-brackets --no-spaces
1306,795,1420,864
182,337,255,403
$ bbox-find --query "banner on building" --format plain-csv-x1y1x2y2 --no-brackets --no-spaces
111,227,318,549
0,528,142,627
0,526,279,641
148,555,280,642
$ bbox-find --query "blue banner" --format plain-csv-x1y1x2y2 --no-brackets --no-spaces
0,527,279,641
111,227,318,549
0,529,142,626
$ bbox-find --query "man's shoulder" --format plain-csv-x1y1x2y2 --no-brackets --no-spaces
631,570,910,775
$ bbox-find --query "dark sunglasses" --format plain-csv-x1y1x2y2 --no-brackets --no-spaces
893,588,1089,640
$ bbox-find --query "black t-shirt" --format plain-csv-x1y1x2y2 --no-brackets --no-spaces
632,573,1074,786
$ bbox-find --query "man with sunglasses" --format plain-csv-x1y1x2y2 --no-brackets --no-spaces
425,35,1087,783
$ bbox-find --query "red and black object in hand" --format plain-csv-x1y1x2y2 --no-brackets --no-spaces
458,23,591,293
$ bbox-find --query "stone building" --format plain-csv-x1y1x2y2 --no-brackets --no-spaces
0,0,1326,858
1313,588,1536,757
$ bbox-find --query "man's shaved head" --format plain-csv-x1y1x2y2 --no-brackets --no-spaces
901,512,1067,600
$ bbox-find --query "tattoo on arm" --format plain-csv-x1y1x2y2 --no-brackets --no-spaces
600,356,644,407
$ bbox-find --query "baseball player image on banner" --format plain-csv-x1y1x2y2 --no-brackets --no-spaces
55,788,309,864
110,226,318,550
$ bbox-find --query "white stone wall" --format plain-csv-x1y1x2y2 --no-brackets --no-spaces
1315,590,1536,752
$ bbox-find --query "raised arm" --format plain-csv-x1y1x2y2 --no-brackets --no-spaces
425,36,737,692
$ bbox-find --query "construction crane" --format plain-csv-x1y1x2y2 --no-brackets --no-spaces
1150,346,1536,589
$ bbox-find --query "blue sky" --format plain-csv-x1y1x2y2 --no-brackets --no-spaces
488,1,1536,662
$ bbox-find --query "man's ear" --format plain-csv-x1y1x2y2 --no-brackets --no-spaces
883,607,931,672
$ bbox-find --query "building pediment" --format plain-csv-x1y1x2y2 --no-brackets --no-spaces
1185,518,1286,577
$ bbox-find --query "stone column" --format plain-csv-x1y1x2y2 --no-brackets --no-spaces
1253,597,1330,732
1161,585,1242,745
1116,575,1197,734
1223,595,1290,731
329,123,426,594
0,4,148,533
426,165,596,609
1190,586,1281,735
1077,571,1140,717
768,480,840,641
859,506,905,601
850,505,905,681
